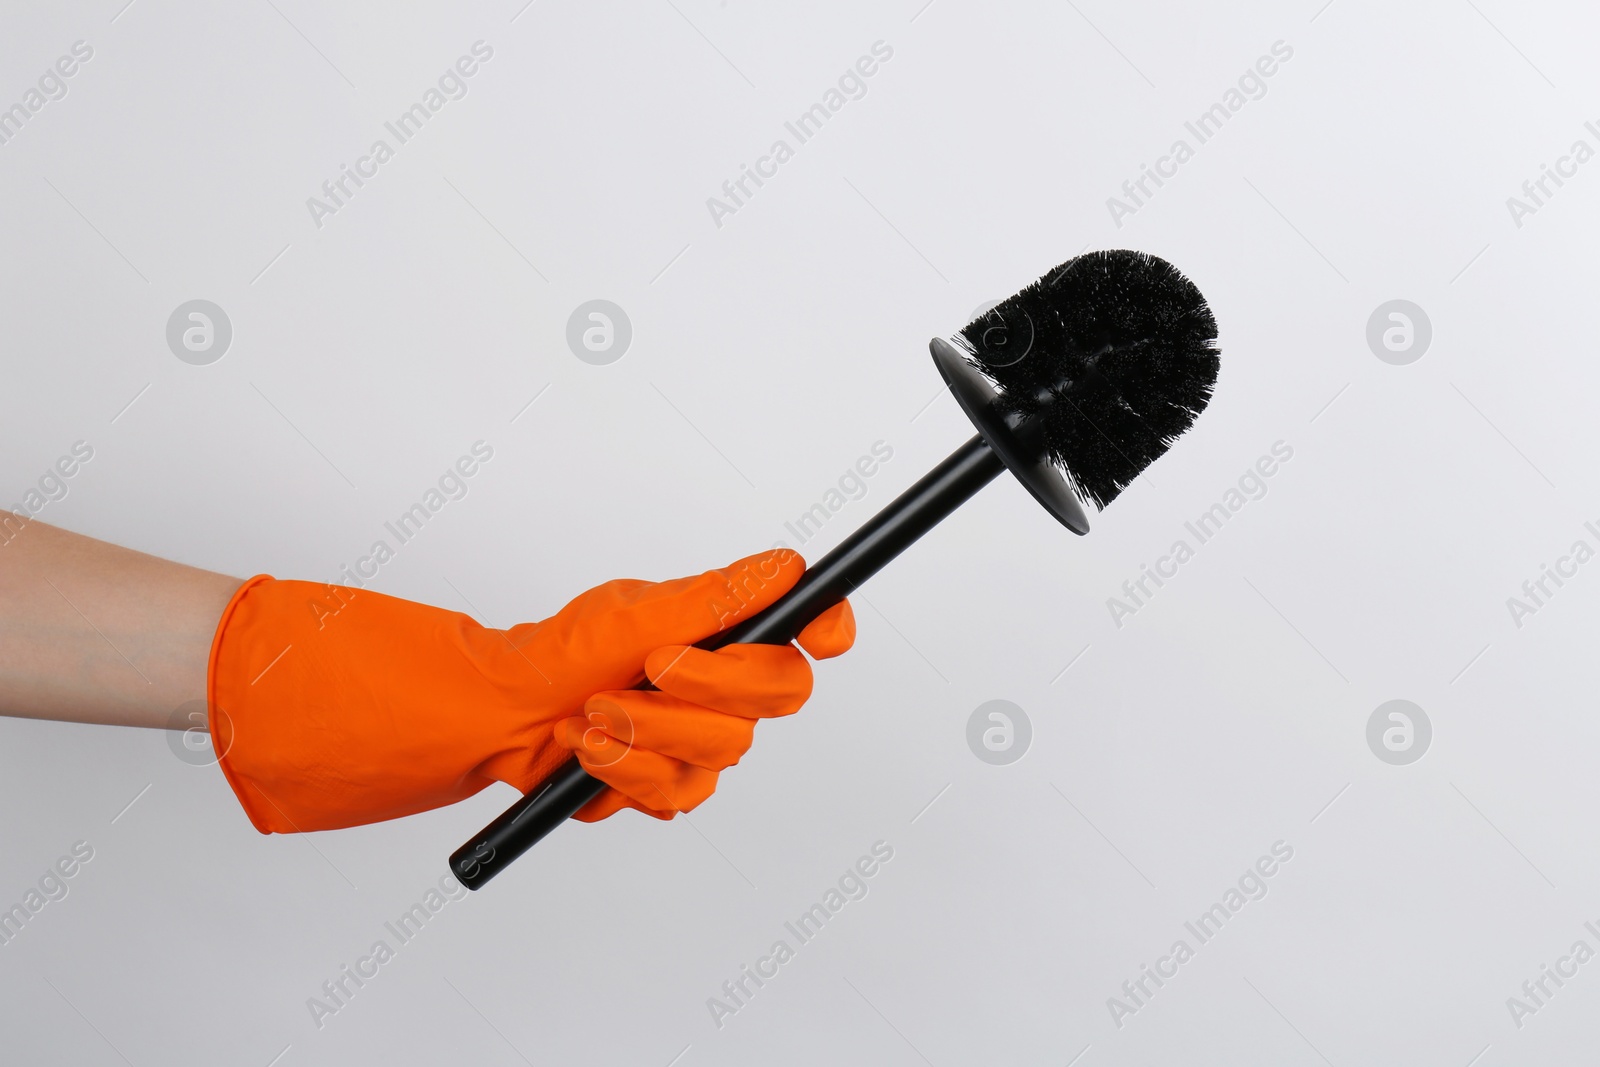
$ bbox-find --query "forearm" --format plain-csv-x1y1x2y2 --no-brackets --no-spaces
0,518,242,728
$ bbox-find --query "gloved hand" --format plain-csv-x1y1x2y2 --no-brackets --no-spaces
207,550,853,832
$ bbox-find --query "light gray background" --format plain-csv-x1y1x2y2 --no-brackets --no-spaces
0,0,1593,1063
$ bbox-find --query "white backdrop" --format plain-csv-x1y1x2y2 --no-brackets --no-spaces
3,1,1598,1063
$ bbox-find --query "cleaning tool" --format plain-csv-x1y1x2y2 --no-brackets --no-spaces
452,248,1221,889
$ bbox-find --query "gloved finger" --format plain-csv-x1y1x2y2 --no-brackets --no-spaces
639,549,806,642
514,550,809,692
553,724,721,813
645,643,812,718
553,691,757,770
572,787,673,823
796,600,855,660
572,787,630,822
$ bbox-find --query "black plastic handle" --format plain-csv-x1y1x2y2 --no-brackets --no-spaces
450,434,1006,889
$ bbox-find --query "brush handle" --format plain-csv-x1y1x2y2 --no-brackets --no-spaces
450,433,1006,889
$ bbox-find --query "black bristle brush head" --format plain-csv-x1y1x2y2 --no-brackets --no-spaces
956,249,1219,511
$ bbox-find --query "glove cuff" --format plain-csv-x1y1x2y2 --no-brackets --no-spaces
207,577,562,834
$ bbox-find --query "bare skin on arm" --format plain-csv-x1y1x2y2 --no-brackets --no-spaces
0,519,241,729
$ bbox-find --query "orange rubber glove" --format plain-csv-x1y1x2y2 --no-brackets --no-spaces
206,550,854,833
